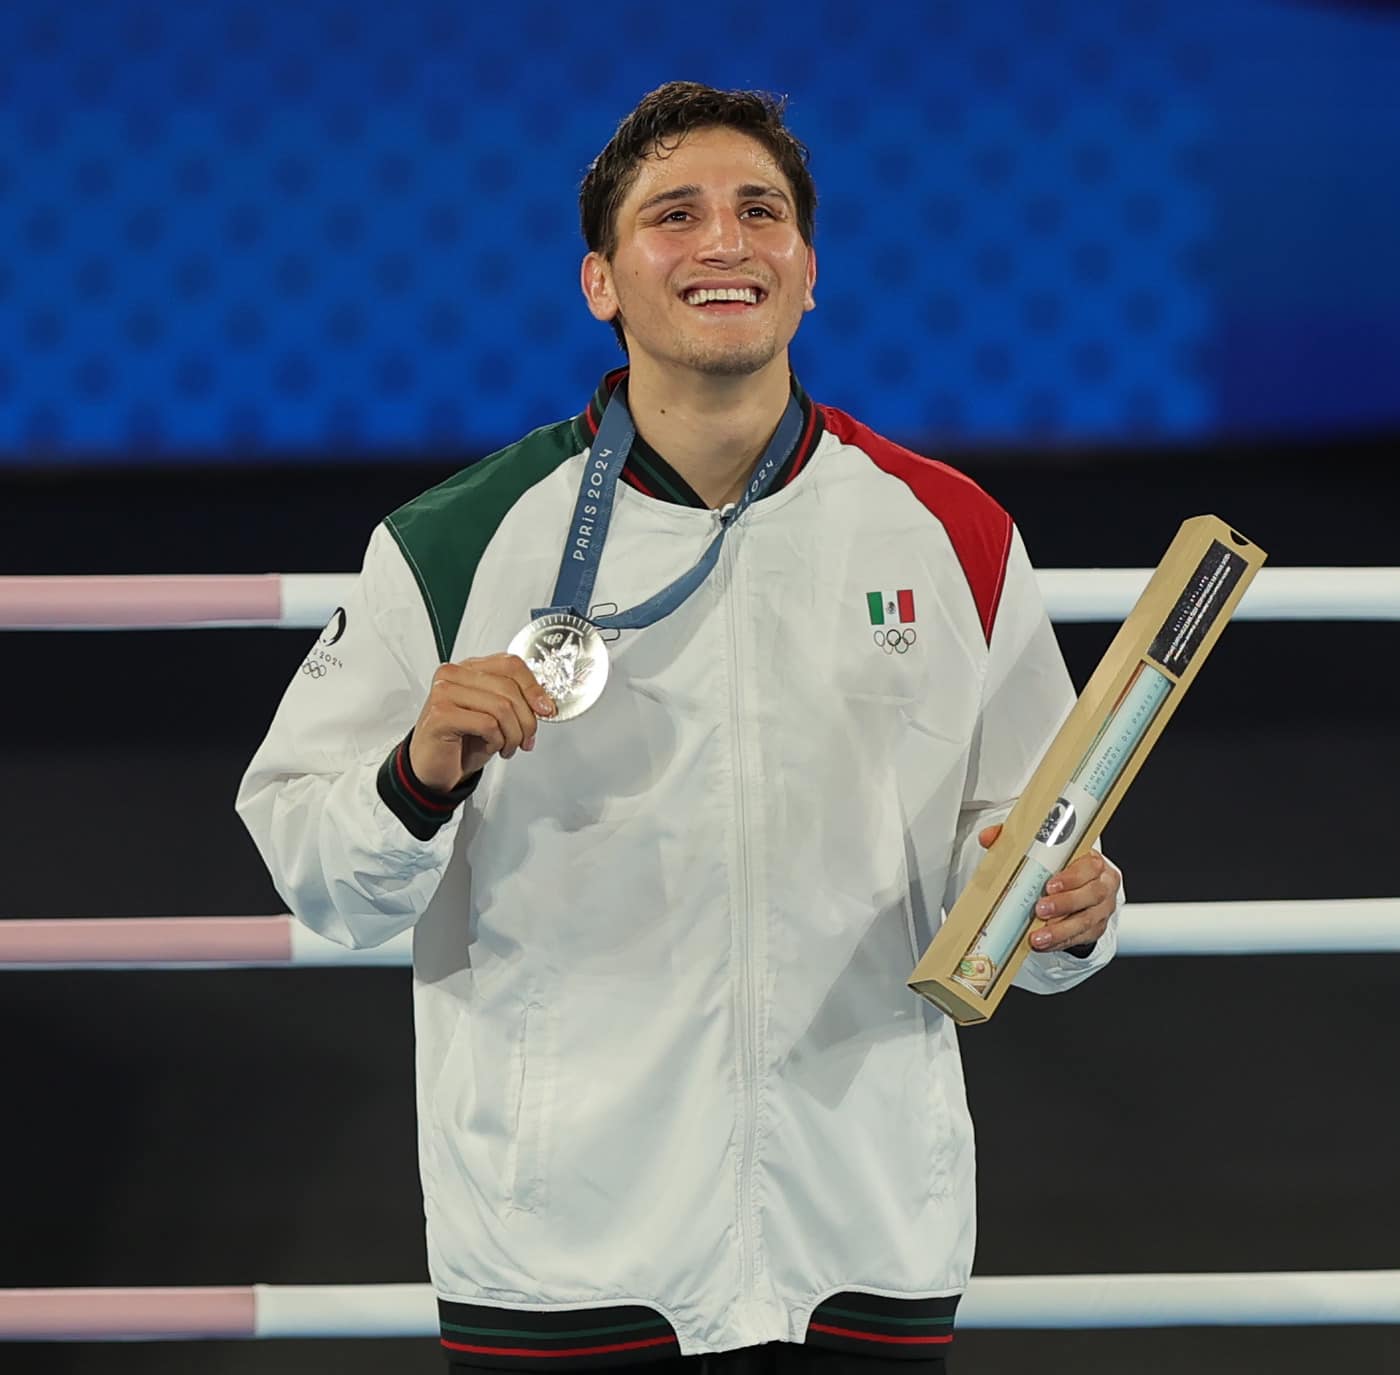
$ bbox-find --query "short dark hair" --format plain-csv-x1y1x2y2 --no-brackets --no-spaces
579,82,818,350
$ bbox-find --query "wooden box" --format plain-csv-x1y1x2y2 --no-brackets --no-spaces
908,515,1267,1024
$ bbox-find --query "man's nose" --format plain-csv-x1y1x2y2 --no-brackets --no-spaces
695,208,750,262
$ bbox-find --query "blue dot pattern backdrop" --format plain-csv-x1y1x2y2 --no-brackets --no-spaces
0,0,1397,464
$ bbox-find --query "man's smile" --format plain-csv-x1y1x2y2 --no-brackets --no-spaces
680,281,768,312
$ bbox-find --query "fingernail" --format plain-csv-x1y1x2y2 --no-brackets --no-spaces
1035,899,1054,917
1032,931,1051,948
1046,880,1062,894
522,736,535,752
536,697,555,716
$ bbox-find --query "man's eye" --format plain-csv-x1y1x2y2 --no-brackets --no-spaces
742,205,777,219
661,209,692,223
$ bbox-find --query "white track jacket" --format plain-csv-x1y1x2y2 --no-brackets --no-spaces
237,373,1119,1366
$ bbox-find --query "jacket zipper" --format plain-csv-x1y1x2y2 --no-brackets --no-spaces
719,508,760,1301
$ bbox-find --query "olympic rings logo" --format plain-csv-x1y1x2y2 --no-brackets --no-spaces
300,659,327,678
873,628,917,654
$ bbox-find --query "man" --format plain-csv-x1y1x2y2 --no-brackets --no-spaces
238,82,1121,1374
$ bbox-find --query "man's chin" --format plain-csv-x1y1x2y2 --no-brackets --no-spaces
682,341,780,378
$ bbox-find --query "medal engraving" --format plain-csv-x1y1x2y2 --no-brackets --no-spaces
508,614,609,722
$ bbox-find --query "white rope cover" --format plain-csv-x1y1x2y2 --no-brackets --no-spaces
1036,567,1400,623
4,1272,1399,1340
2,899,1395,970
1,567,1396,630
961,1271,1400,1329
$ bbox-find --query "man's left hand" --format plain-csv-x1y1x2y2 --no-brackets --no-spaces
977,824,1121,954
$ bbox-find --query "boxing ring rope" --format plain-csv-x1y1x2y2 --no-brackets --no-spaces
2,899,1398,970
4,566,1396,1343
1,566,1398,629
4,1272,1400,1340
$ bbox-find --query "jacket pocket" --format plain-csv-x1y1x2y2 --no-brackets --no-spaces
429,1001,554,1216
506,1002,552,1214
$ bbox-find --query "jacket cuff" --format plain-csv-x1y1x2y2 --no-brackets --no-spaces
375,732,480,841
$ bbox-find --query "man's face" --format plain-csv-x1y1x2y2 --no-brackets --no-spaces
582,126,817,378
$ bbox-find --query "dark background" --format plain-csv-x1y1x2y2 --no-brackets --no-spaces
4,0,1400,463
3,440,1398,1374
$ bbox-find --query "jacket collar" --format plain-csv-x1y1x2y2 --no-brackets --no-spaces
577,367,824,510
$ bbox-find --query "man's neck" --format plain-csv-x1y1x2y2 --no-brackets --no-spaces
624,355,793,509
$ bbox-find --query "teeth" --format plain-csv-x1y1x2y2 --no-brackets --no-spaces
685,287,760,305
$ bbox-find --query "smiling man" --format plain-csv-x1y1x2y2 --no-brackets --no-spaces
579,113,819,509
239,82,1121,1375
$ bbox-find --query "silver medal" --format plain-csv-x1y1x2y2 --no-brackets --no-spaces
508,613,610,722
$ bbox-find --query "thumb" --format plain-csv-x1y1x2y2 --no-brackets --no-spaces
978,823,1003,850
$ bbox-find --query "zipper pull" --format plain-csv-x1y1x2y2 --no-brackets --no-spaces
717,502,738,528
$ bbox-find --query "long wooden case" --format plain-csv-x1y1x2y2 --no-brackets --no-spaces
908,515,1267,1024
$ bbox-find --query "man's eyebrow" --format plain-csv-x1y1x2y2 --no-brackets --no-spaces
634,183,792,215
635,185,703,216
736,183,790,204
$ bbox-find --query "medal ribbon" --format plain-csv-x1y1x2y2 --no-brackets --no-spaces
534,384,805,630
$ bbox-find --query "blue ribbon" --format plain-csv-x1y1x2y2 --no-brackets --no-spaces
534,383,805,631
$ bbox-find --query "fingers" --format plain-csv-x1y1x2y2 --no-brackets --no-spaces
1029,852,1121,953
1045,851,1106,898
975,827,1119,951
495,654,557,720
438,707,508,756
441,656,555,734
430,674,534,758
413,652,557,788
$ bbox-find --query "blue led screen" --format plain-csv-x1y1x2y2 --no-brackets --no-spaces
0,0,1396,464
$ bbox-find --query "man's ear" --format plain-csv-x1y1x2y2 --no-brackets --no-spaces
581,252,619,323
803,243,817,313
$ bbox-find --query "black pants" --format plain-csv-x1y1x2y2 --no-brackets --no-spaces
449,1344,947,1375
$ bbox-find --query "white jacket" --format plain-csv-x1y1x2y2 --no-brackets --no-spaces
237,376,1118,1362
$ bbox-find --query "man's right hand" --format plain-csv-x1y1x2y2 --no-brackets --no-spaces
408,653,556,792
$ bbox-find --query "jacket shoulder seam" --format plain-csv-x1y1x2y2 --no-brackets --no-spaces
383,514,447,661
818,405,1013,644
385,416,586,660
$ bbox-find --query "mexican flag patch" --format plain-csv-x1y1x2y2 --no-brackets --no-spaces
867,589,915,625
